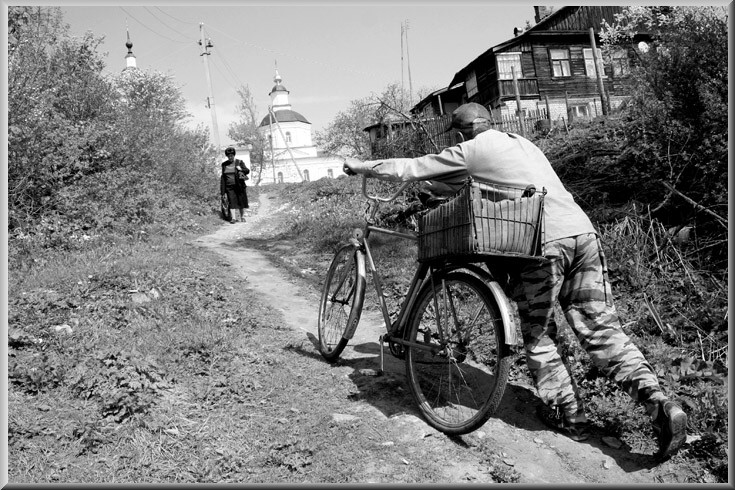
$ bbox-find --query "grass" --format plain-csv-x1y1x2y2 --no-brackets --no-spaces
249,177,729,484
6,176,727,484
7,190,515,484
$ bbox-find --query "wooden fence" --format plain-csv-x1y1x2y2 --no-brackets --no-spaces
368,109,558,157
414,110,552,153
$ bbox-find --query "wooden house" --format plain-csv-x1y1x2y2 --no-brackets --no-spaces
447,6,651,124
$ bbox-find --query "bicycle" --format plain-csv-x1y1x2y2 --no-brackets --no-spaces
317,175,545,435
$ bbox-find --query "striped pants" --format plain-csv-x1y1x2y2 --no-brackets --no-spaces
511,233,664,424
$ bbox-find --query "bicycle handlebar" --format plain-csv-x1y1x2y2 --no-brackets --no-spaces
361,174,411,203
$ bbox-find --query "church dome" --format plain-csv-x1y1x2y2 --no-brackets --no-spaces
259,109,310,127
269,83,289,94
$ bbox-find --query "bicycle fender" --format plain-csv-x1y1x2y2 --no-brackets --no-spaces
343,243,367,341
486,280,518,346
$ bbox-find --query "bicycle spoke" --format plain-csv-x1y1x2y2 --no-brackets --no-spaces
318,245,366,361
405,271,511,435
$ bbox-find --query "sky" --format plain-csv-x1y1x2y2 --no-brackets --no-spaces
59,2,537,148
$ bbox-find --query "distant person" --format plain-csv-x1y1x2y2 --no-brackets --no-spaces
342,102,687,460
220,147,250,223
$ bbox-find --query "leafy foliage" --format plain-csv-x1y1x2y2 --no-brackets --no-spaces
593,6,728,268
315,82,439,159
7,5,218,252
227,84,269,183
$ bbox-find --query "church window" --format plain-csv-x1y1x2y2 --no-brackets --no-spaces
277,172,283,183
303,169,310,182
285,132,292,143
327,169,334,178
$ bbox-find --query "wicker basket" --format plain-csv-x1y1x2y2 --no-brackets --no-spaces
417,180,545,262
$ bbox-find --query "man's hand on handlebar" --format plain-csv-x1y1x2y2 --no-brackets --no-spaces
342,157,362,176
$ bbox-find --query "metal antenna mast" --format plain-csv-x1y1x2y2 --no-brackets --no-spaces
400,22,405,100
403,20,414,106
199,23,221,153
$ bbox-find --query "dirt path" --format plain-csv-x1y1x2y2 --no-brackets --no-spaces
193,191,666,484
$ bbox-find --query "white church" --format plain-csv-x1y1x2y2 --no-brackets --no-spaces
124,32,341,185
255,69,344,184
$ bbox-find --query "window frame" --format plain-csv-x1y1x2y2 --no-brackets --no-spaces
497,52,523,80
583,48,606,79
611,48,630,77
465,70,478,98
549,48,571,78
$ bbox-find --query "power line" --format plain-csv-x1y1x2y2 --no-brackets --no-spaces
119,7,191,45
143,6,192,43
209,55,241,92
154,7,198,26
217,50,247,88
204,23,376,78
146,41,199,68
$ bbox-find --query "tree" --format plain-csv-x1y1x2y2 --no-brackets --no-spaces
227,85,268,184
108,68,192,171
315,82,432,160
7,6,116,227
599,7,727,220
7,6,215,233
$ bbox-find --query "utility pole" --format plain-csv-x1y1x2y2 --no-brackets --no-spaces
268,107,275,183
589,27,609,116
512,66,525,136
199,23,221,153
268,108,304,181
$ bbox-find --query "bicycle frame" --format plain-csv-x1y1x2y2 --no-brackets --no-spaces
348,176,519,372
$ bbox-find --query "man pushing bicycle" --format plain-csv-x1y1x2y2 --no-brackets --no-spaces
342,102,687,460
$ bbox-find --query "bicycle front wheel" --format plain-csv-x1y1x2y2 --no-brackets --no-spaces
317,243,366,362
405,271,511,435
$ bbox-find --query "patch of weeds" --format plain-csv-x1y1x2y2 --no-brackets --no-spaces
687,432,728,482
477,450,521,483
72,418,114,455
9,349,68,394
68,349,168,422
266,439,315,473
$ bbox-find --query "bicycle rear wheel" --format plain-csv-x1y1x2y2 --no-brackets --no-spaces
405,271,511,435
317,243,366,362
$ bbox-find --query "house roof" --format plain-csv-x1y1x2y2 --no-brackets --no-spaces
259,109,310,127
411,82,464,113
448,6,579,87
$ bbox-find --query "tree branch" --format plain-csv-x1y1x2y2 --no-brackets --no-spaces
661,181,728,229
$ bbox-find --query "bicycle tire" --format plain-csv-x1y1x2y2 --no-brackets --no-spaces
317,243,366,362
404,271,511,435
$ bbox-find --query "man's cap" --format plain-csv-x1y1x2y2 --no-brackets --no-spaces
451,103,492,129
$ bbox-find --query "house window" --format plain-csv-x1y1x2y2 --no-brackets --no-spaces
497,52,522,80
583,48,606,78
327,169,333,179
465,71,478,98
570,104,590,119
550,49,571,77
277,172,283,183
303,169,310,182
285,131,292,143
611,49,630,77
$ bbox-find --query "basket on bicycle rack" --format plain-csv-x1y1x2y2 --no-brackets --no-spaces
417,179,546,262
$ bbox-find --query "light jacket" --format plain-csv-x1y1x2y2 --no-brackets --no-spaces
350,129,596,244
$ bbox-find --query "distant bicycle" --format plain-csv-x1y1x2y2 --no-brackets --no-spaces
318,175,546,435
